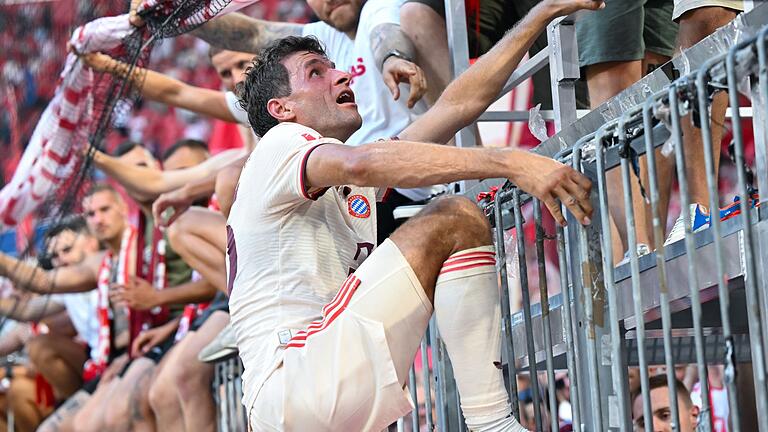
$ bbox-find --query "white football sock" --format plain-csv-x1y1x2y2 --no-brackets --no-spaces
434,246,528,432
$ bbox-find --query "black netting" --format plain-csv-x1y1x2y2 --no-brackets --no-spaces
0,0,232,330
139,0,233,39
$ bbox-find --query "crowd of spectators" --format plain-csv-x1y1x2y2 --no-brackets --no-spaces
0,0,314,186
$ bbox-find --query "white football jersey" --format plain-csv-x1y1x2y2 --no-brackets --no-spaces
227,122,382,411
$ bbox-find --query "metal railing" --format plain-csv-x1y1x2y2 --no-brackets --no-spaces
398,3,768,432
212,354,247,432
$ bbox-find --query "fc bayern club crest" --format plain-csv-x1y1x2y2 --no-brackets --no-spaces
347,194,371,218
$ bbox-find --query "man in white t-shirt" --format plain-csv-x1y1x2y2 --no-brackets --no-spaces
228,0,602,430
0,215,99,401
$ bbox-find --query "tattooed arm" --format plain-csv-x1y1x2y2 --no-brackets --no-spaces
191,12,304,54
369,23,426,108
370,23,417,71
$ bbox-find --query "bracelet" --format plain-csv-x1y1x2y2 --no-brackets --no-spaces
381,49,414,69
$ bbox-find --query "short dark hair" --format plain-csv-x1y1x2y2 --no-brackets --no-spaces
83,182,120,200
162,139,209,162
44,215,90,242
631,374,692,409
238,36,327,137
113,140,143,157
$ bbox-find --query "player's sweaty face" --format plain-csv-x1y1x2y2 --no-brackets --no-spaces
281,51,362,140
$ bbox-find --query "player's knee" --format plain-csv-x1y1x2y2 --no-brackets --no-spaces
430,195,492,237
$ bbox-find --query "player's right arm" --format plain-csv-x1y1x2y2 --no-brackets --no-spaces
0,295,65,322
93,148,246,202
80,53,238,123
0,252,102,294
191,12,304,54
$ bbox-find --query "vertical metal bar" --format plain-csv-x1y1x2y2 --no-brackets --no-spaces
556,225,582,432
668,83,712,429
641,96,682,431
409,365,419,432
617,114,653,432
493,191,521,418
443,0,476,193
511,188,543,428
533,198,559,432
572,148,604,432
238,359,246,429
421,337,435,430
397,417,405,432
219,361,228,431
429,319,448,431
594,126,632,432
727,40,768,430
756,29,768,207
228,358,236,431
456,385,465,431
753,29,768,383
547,18,579,131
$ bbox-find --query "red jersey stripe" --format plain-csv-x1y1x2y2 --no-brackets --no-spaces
286,276,361,348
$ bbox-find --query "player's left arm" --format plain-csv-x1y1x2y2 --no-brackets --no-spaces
399,0,604,145
369,23,427,108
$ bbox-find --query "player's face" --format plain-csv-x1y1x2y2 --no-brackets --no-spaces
119,145,159,169
632,387,698,432
211,50,254,91
277,51,362,141
163,146,209,170
83,191,127,243
306,0,363,34
46,230,97,268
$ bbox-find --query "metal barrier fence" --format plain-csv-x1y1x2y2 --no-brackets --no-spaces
213,354,247,432
397,8,768,432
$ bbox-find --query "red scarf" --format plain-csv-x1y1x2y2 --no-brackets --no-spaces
82,226,136,381
131,216,170,345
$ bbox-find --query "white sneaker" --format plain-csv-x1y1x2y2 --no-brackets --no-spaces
663,204,711,247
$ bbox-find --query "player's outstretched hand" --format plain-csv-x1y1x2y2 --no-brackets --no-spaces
152,186,194,227
508,151,592,226
541,0,605,17
382,57,427,109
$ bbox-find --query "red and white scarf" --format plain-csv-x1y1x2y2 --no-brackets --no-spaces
0,15,134,231
131,215,170,340
83,225,137,381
